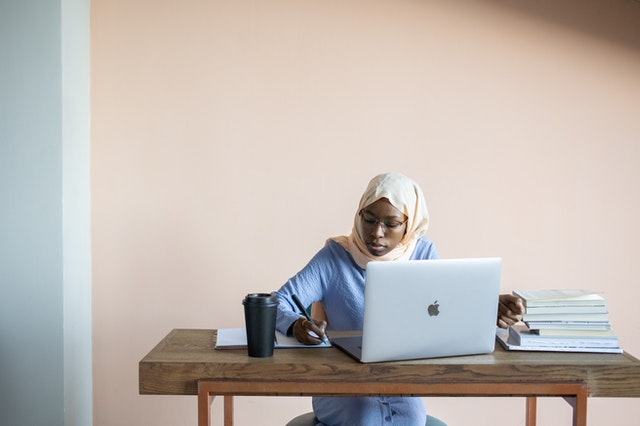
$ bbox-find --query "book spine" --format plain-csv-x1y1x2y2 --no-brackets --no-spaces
522,312,609,322
523,305,607,314
525,321,611,331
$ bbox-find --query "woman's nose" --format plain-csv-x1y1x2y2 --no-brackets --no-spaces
372,222,385,237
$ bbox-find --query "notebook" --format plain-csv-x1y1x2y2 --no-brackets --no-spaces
331,257,502,363
214,327,331,349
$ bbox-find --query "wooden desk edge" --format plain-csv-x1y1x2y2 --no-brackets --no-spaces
139,329,640,398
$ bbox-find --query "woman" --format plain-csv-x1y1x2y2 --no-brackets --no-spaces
273,172,523,426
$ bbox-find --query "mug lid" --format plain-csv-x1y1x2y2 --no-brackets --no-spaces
243,293,279,305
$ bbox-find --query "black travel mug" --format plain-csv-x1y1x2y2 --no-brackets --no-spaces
242,293,279,357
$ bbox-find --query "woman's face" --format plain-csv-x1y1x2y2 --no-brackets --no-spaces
359,198,408,257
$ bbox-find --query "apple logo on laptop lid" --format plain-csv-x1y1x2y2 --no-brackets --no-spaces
427,300,440,317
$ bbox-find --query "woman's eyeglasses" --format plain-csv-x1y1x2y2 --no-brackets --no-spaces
359,210,407,232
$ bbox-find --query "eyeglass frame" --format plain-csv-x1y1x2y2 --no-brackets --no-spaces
359,209,408,233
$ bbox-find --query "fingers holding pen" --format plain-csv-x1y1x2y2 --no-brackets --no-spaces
292,317,327,345
290,294,329,345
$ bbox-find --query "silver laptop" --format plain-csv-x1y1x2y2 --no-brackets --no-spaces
331,258,502,363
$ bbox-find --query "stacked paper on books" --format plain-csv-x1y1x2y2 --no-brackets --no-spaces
515,289,612,328
514,289,606,307
510,324,619,348
496,325,622,353
497,289,621,353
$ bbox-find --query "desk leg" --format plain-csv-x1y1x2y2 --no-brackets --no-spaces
224,396,234,426
563,387,588,426
526,396,537,426
197,384,233,426
198,388,213,426
574,392,587,426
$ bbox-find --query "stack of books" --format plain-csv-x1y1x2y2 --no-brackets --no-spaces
499,289,622,353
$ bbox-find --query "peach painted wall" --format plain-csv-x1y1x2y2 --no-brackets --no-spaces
91,0,640,424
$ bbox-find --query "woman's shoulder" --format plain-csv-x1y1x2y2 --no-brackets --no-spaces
412,236,440,260
320,239,353,261
302,240,360,276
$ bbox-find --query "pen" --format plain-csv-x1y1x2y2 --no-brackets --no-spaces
291,294,328,345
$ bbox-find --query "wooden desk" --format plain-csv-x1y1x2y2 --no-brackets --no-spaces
139,329,640,426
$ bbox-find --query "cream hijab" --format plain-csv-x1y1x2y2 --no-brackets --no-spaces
329,172,430,269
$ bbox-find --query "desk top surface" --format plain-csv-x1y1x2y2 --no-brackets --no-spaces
139,329,640,398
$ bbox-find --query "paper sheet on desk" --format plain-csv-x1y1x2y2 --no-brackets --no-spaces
495,327,622,354
215,327,331,349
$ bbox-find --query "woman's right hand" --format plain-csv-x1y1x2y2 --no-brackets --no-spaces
292,317,327,345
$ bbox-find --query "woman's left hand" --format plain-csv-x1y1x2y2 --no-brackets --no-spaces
497,294,524,328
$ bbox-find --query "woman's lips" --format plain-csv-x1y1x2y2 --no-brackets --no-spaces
367,242,386,255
